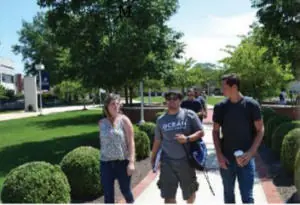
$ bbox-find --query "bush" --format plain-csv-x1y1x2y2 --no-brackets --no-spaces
139,122,156,149
262,107,275,121
265,114,291,147
134,128,150,160
280,128,300,174
263,115,276,144
1,161,70,203
295,150,300,193
60,146,102,201
271,121,300,157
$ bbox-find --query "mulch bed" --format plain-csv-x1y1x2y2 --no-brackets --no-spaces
258,143,300,203
90,157,151,203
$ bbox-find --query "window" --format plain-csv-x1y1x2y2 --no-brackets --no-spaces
1,74,14,84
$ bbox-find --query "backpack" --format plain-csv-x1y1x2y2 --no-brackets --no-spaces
181,109,208,171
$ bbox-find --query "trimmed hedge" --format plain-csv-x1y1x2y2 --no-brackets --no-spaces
295,150,300,194
134,127,150,160
264,115,277,145
139,122,156,149
60,146,102,201
265,114,291,147
1,161,71,203
262,107,275,122
280,128,300,174
271,121,300,157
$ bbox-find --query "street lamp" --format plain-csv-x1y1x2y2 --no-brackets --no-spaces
139,80,145,124
35,63,45,115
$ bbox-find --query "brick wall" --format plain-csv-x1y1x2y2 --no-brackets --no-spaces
262,105,300,120
122,106,166,124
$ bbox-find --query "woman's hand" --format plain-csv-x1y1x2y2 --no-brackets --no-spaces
127,161,135,176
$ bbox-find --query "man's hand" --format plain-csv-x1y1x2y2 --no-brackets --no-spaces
217,153,229,169
175,134,188,144
239,151,254,167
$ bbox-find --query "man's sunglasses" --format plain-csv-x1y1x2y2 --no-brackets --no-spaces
165,95,180,101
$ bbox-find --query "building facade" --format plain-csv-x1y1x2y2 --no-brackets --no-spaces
0,57,16,93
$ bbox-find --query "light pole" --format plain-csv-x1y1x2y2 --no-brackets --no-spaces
35,63,45,115
139,80,145,124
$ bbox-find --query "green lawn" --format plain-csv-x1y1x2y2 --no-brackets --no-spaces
206,96,225,105
0,110,102,193
134,96,225,105
134,96,165,103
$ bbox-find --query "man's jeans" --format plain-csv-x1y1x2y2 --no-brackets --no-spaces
100,160,134,204
219,158,255,203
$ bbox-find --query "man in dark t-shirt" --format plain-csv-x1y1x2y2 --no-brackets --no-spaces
212,74,264,203
181,88,203,121
194,88,207,121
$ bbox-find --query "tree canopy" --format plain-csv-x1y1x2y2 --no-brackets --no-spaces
33,0,184,90
251,0,300,78
221,34,294,101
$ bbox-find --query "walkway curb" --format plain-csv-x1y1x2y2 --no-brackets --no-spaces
254,153,283,203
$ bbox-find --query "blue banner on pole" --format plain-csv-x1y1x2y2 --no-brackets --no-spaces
41,71,50,90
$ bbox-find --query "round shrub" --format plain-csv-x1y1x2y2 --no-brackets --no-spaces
139,122,156,149
271,121,300,157
265,114,291,147
280,128,300,174
134,128,150,160
60,146,102,201
1,161,70,203
294,150,300,193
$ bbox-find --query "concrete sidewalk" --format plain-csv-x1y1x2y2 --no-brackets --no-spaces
0,105,99,121
132,124,268,204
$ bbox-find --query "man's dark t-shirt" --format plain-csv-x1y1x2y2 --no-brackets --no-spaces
212,97,262,161
181,100,202,115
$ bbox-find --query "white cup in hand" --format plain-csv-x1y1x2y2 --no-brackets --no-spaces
234,150,244,166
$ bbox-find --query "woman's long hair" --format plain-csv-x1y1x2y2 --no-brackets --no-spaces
103,93,121,119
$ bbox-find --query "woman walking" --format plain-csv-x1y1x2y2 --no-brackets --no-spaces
99,94,135,203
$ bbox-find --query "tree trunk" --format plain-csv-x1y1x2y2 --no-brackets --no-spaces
181,86,185,96
129,86,133,105
125,86,129,105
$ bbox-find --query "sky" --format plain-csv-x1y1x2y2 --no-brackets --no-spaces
0,0,258,74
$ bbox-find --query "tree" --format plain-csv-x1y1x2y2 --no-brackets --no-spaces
143,79,165,92
247,22,299,77
37,0,185,97
220,39,294,101
251,0,300,41
0,85,8,100
251,0,300,78
53,80,82,103
164,58,200,93
12,12,71,85
191,63,222,90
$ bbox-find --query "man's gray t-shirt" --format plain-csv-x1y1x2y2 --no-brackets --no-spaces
155,108,203,160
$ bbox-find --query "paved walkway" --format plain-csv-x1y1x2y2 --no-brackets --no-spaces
131,124,268,204
0,105,99,121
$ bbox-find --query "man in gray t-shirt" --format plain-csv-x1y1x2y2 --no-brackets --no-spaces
151,89,204,203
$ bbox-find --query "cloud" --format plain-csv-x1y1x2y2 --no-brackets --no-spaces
181,11,257,64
